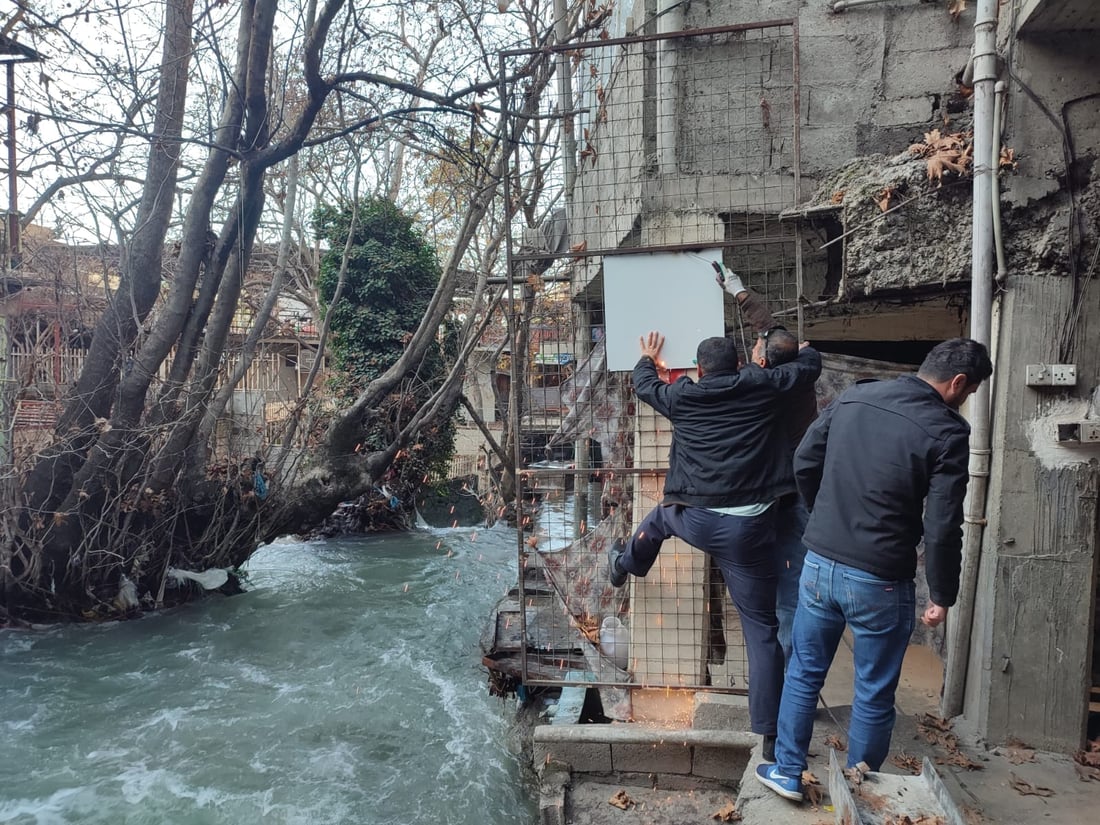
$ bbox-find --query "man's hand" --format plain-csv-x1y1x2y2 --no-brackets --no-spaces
713,262,747,300
639,331,665,364
920,602,948,627
799,340,811,350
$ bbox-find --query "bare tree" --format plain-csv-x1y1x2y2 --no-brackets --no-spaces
1,0,607,622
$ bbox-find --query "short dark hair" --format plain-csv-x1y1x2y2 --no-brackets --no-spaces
762,328,799,366
918,338,993,384
696,336,740,374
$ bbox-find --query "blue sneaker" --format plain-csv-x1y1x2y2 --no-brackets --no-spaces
755,763,803,802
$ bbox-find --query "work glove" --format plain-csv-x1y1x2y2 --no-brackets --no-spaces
713,262,747,299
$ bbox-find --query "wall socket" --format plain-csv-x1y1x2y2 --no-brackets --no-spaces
1025,364,1077,387
1080,422,1100,443
1055,421,1100,444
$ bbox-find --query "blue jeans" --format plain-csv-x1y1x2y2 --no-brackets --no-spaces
774,551,915,775
619,503,783,735
774,495,809,664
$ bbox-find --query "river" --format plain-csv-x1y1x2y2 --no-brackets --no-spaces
0,525,537,825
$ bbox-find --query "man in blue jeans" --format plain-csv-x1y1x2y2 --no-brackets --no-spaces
756,338,992,803
609,330,821,759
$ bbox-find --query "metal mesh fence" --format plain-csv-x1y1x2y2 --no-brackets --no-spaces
500,21,801,694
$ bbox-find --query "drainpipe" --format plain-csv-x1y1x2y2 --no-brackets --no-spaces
830,0,900,11
942,0,1000,720
553,0,577,203
991,81,1008,287
656,0,682,174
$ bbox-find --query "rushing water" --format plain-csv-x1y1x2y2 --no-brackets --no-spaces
0,526,536,825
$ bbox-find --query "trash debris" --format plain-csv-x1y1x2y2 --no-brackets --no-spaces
166,567,229,590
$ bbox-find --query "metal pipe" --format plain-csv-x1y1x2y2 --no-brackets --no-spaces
992,80,1008,286
831,0,906,12
6,61,20,267
942,0,1000,721
553,0,577,203
656,0,683,174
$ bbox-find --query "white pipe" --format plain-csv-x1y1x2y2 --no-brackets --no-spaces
656,1,682,174
553,0,577,203
831,0,902,12
992,81,1008,286
942,0,1000,721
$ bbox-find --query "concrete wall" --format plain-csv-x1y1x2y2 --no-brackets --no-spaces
562,0,1100,747
961,16,1100,750
569,1,985,300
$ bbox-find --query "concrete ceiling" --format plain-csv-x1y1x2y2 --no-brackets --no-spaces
1017,0,1100,33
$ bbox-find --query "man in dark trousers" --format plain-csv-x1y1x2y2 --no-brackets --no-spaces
716,265,819,663
609,329,821,759
756,338,992,803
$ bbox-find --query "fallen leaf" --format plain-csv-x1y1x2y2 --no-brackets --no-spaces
892,752,923,775
801,770,824,807
999,146,1018,171
824,734,846,752
961,803,986,824
1008,772,1054,797
920,713,954,732
998,738,1036,765
1074,762,1100,782
844,760,871,788
1074,748,1100,768
830,189,845,204
948,0,967,22
712,800,742,821
569,240,588,254
876,186,895,212
608,789,635,810
935,750,984,771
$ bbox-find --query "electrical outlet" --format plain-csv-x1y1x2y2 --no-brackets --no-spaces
1080,422,1100,443
1026,364,1077,387
1051,364,1077,386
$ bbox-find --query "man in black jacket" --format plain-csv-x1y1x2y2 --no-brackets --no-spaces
609,330,822,753
717,265,819,663
756,338,992,803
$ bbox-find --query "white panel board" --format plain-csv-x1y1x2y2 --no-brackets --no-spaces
604,250,726,371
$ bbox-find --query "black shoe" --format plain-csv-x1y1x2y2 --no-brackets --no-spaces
608,540,628,588
762,734,777,763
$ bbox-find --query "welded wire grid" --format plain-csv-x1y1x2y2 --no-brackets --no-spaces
502,22,800,692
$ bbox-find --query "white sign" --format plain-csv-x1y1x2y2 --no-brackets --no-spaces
603,250,726,371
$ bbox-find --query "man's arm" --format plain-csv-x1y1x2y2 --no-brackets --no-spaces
762,346,822,392
792,396,836,511
715,263,777,332
922,431,970,613
632,331,674,418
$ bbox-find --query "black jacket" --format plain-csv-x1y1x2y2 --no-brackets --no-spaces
633,347,822,508
794,375,970,606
